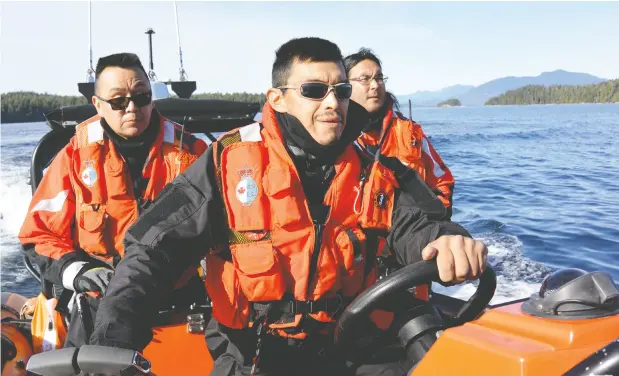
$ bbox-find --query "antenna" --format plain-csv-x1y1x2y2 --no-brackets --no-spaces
86,1,94,83
173,1,188,81
408,99,412,119
78,0,96,99
145,28,157,81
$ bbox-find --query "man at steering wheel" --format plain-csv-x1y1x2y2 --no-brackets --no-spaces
89,37,487,376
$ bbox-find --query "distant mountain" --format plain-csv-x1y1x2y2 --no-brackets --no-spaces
397,85,474,107
459,70,606,106
397,70,607,107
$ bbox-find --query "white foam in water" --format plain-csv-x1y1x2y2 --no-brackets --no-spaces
0,159,39,292
1,124,51,294
433,277,541,305
432,233,549,304
0,166,33,240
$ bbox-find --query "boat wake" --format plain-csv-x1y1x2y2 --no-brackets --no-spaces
433,232,552,304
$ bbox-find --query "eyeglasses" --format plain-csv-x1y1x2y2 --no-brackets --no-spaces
278,82,353,100
95,91,152,111
349,75,388,86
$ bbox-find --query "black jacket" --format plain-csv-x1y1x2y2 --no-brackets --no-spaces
90,130,470,351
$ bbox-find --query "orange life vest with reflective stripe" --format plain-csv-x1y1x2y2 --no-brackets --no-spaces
205,103,399,331
356,107,454,209
72,114,205,263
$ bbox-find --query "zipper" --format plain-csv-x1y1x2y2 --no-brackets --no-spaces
117,151,151,215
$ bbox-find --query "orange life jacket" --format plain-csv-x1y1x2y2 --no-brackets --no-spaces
205,103,399,334
356,107,454,209
19,113,206,267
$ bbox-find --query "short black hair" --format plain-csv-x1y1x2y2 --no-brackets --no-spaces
343,48,382,76
272,37,344,88
94,53,148,94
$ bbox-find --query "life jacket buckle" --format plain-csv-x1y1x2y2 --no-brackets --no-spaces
186,313,205,334
293,300,314,314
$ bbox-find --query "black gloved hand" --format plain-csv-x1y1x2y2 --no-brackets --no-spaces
73,266,114,295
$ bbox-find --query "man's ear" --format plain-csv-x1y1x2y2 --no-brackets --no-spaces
267,88,288,113
92,95,105,117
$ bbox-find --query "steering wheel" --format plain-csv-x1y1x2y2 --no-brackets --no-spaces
334,260,496,363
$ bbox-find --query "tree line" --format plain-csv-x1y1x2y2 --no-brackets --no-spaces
4,83,618,123
485,79,619,105
192,92,266,106
1,92,88,123
1,91,266,123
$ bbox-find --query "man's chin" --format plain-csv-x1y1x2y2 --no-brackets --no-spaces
122,122,147,137
314,132,340,146
118,128,139,139
366,100,384,113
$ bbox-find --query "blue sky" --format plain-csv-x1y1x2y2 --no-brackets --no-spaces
2,1,618,96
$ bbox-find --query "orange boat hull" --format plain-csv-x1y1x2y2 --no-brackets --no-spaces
141,301,619,375
410,302,619,376
143,323,214,376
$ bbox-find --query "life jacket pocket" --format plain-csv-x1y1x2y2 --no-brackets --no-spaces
77,204,110,256
231,240,286,302
359,162,397,231
205,254,250,329
263,164,306,229
334,227,367,297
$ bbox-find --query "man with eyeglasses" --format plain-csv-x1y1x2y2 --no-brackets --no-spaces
345,48,456,284
19,52,207,348
90,38,487,376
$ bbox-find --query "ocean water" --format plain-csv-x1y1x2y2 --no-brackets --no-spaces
1,104,618,304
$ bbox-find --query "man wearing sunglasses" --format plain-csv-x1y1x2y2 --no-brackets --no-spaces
90,38,487,376
345,48,457,284
19,52,207,348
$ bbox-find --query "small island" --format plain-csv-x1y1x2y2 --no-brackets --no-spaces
438,98,461,107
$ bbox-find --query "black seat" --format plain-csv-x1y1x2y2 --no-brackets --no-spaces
29,127,75,193
22,127,76,289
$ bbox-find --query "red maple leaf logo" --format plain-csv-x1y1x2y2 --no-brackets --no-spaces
237,187,246,194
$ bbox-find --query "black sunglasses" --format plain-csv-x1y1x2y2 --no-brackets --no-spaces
95,91,152,111
278,82,353,100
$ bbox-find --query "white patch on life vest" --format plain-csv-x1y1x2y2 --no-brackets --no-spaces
235,167,258,206
31,190,69,213
81,162,98,187
239,122,262,142
87,120,104,143
421,137,446,178
163,120,175,144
